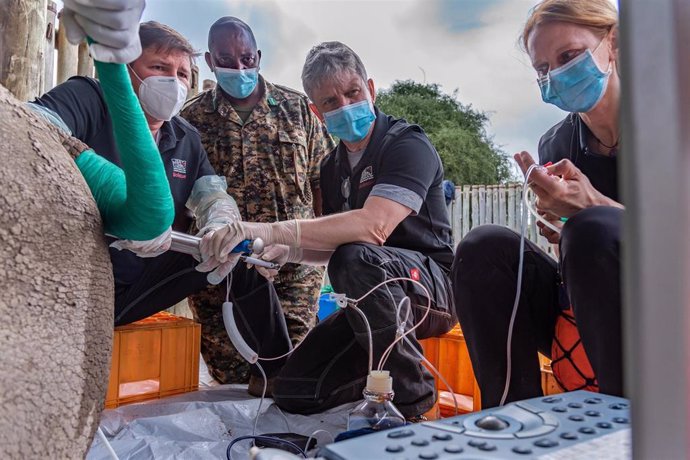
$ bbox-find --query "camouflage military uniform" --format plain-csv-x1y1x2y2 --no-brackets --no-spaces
181,77,335,383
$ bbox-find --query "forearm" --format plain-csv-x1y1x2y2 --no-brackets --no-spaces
294,208,387,250
289,247,333,266
596,194,625,210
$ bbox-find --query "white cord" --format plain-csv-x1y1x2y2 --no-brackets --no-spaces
349,303,374,374
253,362,268,436
523,164,562,234
375,279,432,370
97,427,120,460
224,275,268,436
305,429,335,457
499,163,543,407
402,334,459,416
388,294,459,416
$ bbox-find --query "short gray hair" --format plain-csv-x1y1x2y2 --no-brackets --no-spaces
301,41,368,98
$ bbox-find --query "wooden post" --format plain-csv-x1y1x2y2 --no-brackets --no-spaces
202,79,216,92
0,0,48,100
56,21,78,85
461,185,470,238
41,0,57,94
77,41,93,77
189,64,199,97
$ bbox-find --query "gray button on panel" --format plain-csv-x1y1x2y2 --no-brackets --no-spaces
560,432,579,440
596,422,613,429
388,429,415,439
443,445,463,454
478,443,497,451
412,439,430,447
512,446,533,455
385,444,404,453
534,438,559,448
418,451,438,459
432,433,452,441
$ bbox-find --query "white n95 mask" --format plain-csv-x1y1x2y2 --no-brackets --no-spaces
130,66,188,121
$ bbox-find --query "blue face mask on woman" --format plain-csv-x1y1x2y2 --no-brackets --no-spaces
538,45,612,113
214,67,259,99
323,99,376,143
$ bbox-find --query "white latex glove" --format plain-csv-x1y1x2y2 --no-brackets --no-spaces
206,221,300,264
195,252,240,285
110,226,171,258
195,227,241,285
60,0,145,63
248,244,292,281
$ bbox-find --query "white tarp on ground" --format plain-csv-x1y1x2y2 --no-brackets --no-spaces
87,385,356,460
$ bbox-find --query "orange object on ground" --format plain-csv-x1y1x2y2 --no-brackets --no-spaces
105,311,201,408
551,307,599,392
420,324,480,416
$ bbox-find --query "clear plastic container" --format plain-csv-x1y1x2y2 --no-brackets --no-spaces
347,370,406,431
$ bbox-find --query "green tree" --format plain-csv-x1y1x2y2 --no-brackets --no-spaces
376,80,512,185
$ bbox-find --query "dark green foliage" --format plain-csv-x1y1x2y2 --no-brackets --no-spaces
376,80,513,185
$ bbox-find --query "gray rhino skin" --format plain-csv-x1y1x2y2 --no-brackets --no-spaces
0,83,113,458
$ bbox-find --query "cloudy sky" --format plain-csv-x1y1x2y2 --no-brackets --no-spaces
56,0,581,173
135,0,568,168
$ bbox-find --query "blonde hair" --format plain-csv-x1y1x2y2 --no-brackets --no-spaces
522,0,618,50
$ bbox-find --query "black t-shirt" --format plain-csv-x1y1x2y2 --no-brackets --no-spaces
320,109,454,269
33,76,216,284
538,113,619,202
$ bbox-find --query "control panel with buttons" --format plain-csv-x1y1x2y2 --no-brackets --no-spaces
322,390,631,459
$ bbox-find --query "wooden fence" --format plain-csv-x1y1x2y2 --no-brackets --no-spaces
448,183,554,256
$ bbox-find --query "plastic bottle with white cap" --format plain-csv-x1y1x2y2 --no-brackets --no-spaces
347,370,406,432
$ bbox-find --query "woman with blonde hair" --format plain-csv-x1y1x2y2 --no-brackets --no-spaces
452,0,624,407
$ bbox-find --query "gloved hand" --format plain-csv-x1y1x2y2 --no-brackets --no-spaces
60,0,145,63
110,226,171,258
204,221,301,266
195,251,240,285
248,244,294,281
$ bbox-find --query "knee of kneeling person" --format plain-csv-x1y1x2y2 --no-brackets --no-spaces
327,243,373,287
453,225,521,275
560,206,622,256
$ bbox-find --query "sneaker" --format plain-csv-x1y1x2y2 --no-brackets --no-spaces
248,374,275,398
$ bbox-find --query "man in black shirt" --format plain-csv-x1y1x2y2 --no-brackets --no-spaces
32,22,243,325
203,41,456,418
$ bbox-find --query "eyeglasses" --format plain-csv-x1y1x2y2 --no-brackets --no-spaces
341,177,351,211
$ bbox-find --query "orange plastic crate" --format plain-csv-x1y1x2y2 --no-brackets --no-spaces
420,324,480,416
105,311,201,408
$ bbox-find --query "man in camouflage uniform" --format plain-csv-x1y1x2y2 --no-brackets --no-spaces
181,17,334,393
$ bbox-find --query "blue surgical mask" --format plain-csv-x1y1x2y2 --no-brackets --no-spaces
214,66,259,99
323,99,376,143
538,48,611,113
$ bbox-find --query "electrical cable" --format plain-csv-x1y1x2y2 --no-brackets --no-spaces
402,334,459,416
389,295,459,416
226,435,306,460
305,429,335,458
96,427,120,460
499,163,550,407
372,278,432,370
222,274,435,453
523,164,562,234
349,303,374,374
